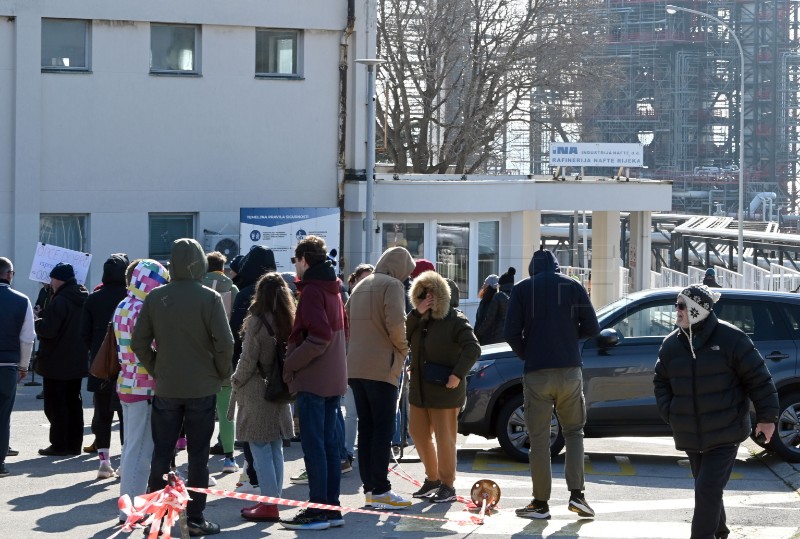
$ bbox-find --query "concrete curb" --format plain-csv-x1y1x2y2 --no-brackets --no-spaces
744,439,800,494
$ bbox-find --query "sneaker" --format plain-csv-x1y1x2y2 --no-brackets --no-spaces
280,508,330,531
207,476,217,487
412,478,441,498
289,469,308,484
429,484,457,503
568,493,595,518
97,461,115,479
340,459,353,474
83,441,97,454
516,499,550,519
222,458,239,473
364,491,372,508
326,510,345,527
6,448,19,457
186,518,220,536
234,481,260,494
372,490,412,510
0,463,9,477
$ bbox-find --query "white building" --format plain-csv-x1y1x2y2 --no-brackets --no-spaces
1,0,671,316
1,0,377,301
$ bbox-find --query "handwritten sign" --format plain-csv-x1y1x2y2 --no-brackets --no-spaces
29,243,92,285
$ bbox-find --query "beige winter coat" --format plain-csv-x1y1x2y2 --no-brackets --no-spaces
227,313,294,443
345,247,415,386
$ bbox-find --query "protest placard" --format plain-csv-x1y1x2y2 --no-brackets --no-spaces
29,243,92,285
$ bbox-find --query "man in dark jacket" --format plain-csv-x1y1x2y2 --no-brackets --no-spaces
0,257,35,476
654,284,777,539
132,238,234,536
80,253,129,478
504,249,600,520
35,262,89,457
280,235,348,531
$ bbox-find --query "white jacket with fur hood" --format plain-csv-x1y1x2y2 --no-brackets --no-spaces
345,247,416,386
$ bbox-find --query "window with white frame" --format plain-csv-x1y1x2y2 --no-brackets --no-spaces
41,19,90,71
149,214,195,260
255,29,300,76
40,214,89,252
382,222,425,259
478,221,499,286
436,222,469,299
150,24,200,74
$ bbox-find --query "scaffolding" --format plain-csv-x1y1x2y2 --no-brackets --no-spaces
518,0,800,215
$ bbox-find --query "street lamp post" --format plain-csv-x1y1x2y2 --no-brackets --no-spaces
666,4,745,271
355,58,386,265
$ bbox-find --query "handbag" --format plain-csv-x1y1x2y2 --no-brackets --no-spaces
258,315,296,404
418,319,452,386
89,322,120,380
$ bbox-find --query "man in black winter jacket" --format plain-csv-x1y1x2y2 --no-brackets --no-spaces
654,284,778,539
35,262,89,457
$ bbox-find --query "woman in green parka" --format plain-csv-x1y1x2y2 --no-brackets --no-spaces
406,270,480,504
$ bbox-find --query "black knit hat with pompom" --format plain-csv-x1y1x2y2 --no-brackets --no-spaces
498,267,516,286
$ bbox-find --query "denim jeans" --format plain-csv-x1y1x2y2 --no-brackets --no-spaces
296,391,341,507
250,440,284,497
0,367,17,464
342,387,357,457
148,395,215,520
523,367,586,501
119,399,153,521
349,378,398,494
688,444,738,539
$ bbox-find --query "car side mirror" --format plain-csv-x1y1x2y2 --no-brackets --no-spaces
596,328,620,348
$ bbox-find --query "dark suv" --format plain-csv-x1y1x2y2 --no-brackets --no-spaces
458,288,800,463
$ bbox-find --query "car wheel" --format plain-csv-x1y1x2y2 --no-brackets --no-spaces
495,393,565,463
767,391,800,463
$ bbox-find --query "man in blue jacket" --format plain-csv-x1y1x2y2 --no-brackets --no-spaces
504,248,600,520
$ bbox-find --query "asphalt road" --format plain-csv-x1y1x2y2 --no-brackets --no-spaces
2,384,799,538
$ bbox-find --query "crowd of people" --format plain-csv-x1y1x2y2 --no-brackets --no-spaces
0,242,780,539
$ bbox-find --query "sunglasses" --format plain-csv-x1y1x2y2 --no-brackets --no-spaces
674,302,687,311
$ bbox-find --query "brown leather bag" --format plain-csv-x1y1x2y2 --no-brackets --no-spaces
89,322,120,380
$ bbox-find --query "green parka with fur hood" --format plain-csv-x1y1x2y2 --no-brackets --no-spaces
406,271,480,409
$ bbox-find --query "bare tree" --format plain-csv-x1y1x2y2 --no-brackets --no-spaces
377,0,608,174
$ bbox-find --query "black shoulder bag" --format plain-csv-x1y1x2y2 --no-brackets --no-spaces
258,315,296,404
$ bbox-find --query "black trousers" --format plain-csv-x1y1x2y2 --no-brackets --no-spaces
148,395,215,521
688,444,738,539
91,385,124,449
42,377,84,452
349,378,398,495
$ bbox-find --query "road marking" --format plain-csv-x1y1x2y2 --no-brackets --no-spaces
584,455,635,476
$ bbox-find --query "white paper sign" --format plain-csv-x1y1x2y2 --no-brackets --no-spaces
29,243,92,285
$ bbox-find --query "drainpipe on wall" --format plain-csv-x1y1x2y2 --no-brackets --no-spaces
337,0,356,275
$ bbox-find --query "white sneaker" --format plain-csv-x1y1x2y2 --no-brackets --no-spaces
208,476,217,487
97,461,115,480
235,481,260,494
364,491,372,507
371,490,412,510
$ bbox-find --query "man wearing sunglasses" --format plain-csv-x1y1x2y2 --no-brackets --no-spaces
654,284,778,539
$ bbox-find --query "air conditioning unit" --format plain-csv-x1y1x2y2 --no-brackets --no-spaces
204,234,240,259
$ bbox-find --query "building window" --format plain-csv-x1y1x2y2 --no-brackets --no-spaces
436,222,469,299
478,221,499,286
382,222,425,259
150,24,200,74
40,214,89,252
149,214,194,260
41,19,90,71
255,29,300,76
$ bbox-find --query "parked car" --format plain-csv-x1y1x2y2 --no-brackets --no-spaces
458,288,800,463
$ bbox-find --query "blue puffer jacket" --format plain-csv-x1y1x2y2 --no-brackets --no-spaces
504,249,599,372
